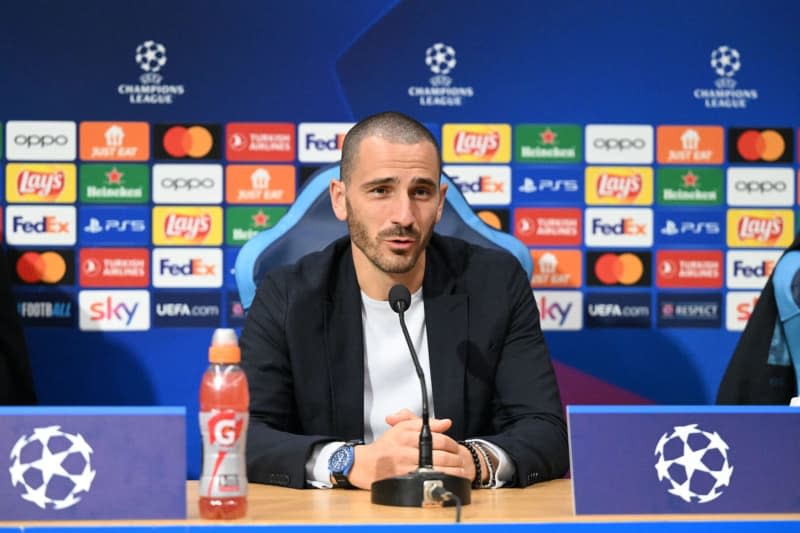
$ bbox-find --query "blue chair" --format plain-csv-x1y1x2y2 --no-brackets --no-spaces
235,163,532,310
771,251,800,397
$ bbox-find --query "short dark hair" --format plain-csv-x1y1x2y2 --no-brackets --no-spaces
340,111,441,184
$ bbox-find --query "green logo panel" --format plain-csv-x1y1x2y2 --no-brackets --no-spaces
656,167,723,206
80,164,149,203
226,206,287,245
514,124,582,163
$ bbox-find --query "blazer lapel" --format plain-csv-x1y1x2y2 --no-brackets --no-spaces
423,249,468,440
324,250,365,440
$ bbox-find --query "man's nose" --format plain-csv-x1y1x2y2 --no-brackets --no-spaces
389,194,416,227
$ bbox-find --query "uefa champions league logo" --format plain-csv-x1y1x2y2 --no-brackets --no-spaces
654,424,733,503
118,39,184,104
408,42,473,107
710,45,740,88
9,426,96,510
135,40,168,84
425,43,457,85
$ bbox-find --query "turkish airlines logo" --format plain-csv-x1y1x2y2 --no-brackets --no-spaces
442,124,511,163
514,208,582,246
726,167,794,207
585,124,653,164
585,167,652,205
656,250,723,288
226,123,294,161
728,128,793,163
726,251,781,289
152,164,223,204
5,206,76,246
5,164,76,203
152,207,223,246
79,248,149,288
6,121,77,161
725,291,760,331
587,251,651,287
79,290,150,331
535,290,582,331
152,248,223,288
154,124,221,160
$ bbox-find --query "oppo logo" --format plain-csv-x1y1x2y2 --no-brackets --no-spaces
734,181,787,193
14,134,68,148
160,177,215,190
593,138,646,151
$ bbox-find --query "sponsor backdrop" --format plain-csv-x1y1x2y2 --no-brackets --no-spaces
1,0,799,477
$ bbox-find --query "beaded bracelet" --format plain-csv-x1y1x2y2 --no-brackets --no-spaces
472,441,496,489
460,440,482,488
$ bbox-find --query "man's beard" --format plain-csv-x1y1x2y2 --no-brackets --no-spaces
346,200,432,274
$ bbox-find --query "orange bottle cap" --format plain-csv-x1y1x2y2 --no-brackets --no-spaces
208,328,241,364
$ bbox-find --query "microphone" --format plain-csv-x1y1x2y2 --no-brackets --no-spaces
371,284,471,508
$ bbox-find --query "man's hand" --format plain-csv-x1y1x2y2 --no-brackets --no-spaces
347,409,475,489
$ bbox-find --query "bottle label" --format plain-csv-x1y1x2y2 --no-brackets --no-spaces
199,409,249,498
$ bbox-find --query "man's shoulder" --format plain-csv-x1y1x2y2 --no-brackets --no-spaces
262,236,351,292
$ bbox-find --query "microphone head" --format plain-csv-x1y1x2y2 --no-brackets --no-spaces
388,284,411,313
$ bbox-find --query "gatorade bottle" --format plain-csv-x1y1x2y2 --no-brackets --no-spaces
199,328,249,519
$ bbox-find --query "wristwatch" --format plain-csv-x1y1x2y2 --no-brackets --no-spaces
328,440,363,488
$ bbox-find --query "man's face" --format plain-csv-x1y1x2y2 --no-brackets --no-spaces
332,135,446,275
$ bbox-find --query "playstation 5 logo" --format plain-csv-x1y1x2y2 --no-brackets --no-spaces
84,217,146,234
661,220,680,236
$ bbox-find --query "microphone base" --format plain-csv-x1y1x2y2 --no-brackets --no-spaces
371,469,472,507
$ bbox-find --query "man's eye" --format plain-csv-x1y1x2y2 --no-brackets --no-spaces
414,188,432,197
371,187,388,195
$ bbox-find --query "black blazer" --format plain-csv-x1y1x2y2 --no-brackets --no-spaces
0,247,36,405
240,234,568,488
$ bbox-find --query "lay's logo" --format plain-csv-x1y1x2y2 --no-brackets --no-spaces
152,207,222,246
6,164,76,203
585,167,652,205
442,124,511,163
727,209,793,248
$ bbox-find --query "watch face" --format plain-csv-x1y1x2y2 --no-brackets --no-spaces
329,446,354,473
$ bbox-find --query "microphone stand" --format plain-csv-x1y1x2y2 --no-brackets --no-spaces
371,286,471,507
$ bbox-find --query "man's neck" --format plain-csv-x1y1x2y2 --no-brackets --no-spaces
351,247,426,301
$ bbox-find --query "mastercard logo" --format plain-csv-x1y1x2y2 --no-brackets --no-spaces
729,128,793,163
155,124,221,160
591,252,647,286
15,251,70,284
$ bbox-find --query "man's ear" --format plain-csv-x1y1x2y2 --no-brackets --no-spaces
434,180,448,223
330,178,348,222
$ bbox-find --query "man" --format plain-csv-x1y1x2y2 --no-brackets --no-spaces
240,111,568,490
0,247,37,405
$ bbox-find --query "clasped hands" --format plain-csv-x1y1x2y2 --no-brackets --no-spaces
346,408,479,490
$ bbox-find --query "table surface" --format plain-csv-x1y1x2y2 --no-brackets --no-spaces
6,479,800,526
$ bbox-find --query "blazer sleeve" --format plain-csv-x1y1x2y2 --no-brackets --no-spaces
0,247,36,405
474,262,569,486
239,274,334,488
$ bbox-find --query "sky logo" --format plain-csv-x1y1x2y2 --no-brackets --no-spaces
79,206,149,245
79,290,150,331
535,290,582,330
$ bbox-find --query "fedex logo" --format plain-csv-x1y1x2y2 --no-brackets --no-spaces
443,165,511,205
152,248,223,288
298,123,354,162
535,290,582,331
726,251,781,289
79,290,150,331
725,291,760,331
584,208,653,247
5,206,76,245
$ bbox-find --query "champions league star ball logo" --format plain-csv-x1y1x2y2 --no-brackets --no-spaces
654,424,733,503
135,40,167,83
408,42,473,106
425,43,457,76
710,45,741,82
9,426,96,510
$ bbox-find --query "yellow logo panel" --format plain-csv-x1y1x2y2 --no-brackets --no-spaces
727,209,794,248
6,163,77,203
585,167,653,205
152,206,223,246
442,124,511,163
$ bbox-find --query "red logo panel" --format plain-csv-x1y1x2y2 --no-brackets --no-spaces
79,248,149,287
226,123,295,161
656,250,723,288
514,208,582,246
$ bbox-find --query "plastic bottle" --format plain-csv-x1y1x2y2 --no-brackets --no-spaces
199,328,249,519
